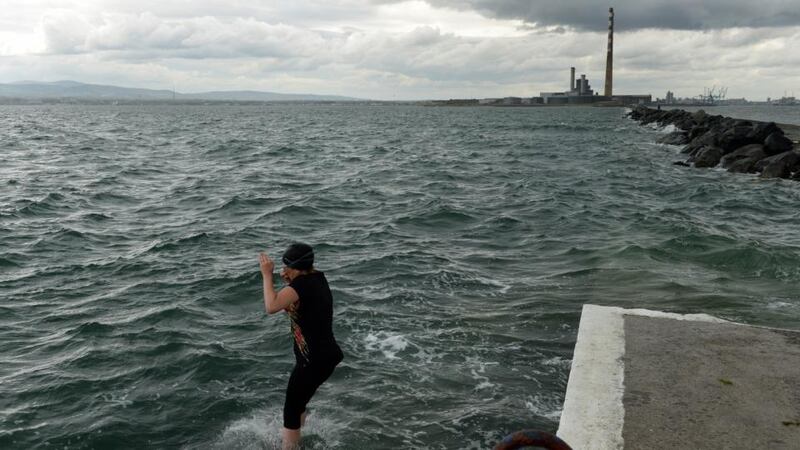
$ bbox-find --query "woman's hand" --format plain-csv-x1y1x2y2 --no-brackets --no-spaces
259,252,275,276
261,255,300,314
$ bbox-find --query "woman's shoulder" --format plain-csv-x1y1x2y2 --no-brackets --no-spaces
303,270,325,279
292,271,326,286
307,271,327,286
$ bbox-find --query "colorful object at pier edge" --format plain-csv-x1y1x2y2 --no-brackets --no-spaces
493,430,573,450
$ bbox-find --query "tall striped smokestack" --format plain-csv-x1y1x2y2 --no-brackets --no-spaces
570,67,575,91
604,7,614,97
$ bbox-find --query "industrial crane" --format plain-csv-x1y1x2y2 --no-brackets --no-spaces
695,86,727,105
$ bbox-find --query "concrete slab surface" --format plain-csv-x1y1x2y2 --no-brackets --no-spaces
623,316,800,449
558,305,800,450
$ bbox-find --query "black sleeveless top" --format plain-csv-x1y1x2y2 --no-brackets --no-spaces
287,271,343,366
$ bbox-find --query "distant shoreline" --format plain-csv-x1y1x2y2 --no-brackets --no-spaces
0,97,389,106
3,98,795,110
0,97,631,106
0,80,363,103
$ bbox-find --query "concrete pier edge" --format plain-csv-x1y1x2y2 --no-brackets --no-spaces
556,304,728,449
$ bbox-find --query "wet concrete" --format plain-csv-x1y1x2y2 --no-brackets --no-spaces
622,316,800,449
557,305,800,450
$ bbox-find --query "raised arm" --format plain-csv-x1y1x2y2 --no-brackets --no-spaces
259,252,299,314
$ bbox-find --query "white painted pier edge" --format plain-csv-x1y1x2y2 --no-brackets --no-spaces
556,304,726,449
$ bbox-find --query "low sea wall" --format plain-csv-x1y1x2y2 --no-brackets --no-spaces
628,106,800,180
558,305,800,449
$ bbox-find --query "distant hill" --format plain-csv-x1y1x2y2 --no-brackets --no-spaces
0,80,363,102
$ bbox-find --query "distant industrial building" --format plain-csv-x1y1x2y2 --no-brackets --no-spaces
425,7,652,108
540,69,598,105
533,8,650,106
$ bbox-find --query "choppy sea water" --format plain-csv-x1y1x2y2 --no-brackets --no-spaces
1,104,799,449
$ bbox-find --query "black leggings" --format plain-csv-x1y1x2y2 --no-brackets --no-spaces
283,361,338,429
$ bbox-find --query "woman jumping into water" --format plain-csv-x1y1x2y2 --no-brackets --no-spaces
259,243,344,450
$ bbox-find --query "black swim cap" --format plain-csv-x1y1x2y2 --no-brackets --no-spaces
282,242,314,270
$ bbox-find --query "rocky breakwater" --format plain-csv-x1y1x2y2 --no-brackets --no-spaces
628,106,800,180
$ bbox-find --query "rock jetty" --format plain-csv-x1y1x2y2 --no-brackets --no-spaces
628,106,800,180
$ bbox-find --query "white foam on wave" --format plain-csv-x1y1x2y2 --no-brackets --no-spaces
481,276,512,295
540,356,572,368
363,331,410,360
471,364,494,391
465,356,499,392
203,408,342,450
766,299,799,310
524,394,563,422
100,391,133,408
474,380,494,391
659,123,679,133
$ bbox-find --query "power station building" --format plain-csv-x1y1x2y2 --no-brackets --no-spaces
540,68,597,105
427,8,652,107
535,8,651,106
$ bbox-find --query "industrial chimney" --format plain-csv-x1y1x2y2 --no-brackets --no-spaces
604,7,614,97
570,67,576,92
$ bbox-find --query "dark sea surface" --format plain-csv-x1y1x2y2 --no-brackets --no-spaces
1,104,799,449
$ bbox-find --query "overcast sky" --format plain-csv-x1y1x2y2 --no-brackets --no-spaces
1,0,799,100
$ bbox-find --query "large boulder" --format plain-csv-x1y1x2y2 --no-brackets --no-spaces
764,132,794,156
717,126,761,153
688,125,709,141
657,131,690,146
728,157,765,174
629,106,653,121
748,122,782,143
722,143,765,162
640,109,669,125
676,118,696,131
683,127,719,153
658,110,681,125
628,106,646,121
693,146,723,168
682,125,725,154
692,109,708,123
757,151,800,179
721,144,767,173
692,129,722,148
682,140,705,156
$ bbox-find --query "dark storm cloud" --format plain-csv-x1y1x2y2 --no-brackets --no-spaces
413,0,800,31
